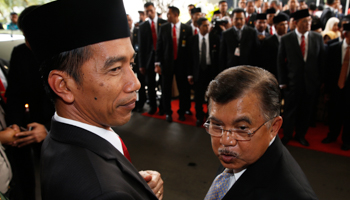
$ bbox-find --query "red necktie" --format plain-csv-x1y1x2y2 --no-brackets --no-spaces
173,25,177,60
270,26,273,35
300,35,305,58
194,28,198,35
338,46,350,89
151,20,157,50
0,79,6,103
246,15,250,23
119,137,131,162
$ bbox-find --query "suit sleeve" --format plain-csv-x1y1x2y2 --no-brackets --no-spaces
277,37,288,85
318,35,326,84
188,36,194,76
137,25,146,69
155,25,164,66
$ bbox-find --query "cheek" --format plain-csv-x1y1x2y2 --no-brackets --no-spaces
211,137,221,155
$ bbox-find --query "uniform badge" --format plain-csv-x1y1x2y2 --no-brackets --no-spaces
182,40,186,47
182,29,185,32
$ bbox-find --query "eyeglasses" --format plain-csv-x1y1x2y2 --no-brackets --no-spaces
203,117,276,141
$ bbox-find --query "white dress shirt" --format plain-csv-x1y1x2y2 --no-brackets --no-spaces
295,29,309,62
341,39,350,78
198,32,211,65
191,23,199,35
53,112,124,155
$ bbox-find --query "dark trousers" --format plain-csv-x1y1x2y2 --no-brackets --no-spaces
194,67,212,120
327,86,350,145
283,86,317,139
133,61,146,110
162,61,191,115
6,145,36,200
145,54,163,110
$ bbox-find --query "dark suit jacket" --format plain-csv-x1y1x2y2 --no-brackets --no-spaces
6,43,55,129
277,30,325,95
138,18,167,70
41,119,157,200
188,32,220,82
325,41,350,94
221,137,318,200
261,34,279,78
246,13,257,28
220,25,259,70
320,7,335,29
155,22,192,75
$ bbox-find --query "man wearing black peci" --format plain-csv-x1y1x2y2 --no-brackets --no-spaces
23,0,163,199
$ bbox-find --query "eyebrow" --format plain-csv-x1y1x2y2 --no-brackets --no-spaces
103,52,136,69
207,116,252,125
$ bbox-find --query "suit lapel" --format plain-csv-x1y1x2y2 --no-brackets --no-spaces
50,120,155,197
292,31,304,61
306,31,313,62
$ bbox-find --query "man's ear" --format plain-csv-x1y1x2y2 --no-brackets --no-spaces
269,116,283,139
47,70,75,104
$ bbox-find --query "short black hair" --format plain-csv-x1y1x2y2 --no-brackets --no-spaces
219,0,227,5
206,66,280,121
197,17,208,27
10,12,17,15
188,4,195,8
168,6,180,16
144,2,154,8
326,0,335,5
231,8,246,17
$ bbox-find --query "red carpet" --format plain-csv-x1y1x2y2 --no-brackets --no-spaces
142,100,350,157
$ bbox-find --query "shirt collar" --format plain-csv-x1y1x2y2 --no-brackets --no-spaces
343,39,349,49
149,15,158,24
172,20,181,29
199,32,209,40
295,28,309,39
233,25,244,31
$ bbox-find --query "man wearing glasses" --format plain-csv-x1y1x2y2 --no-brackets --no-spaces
203,66,317,200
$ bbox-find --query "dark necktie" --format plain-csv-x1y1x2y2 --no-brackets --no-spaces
173,25,177,60
201,37,207,70
119,137,131,162
300,34,305,59
151,20,157,50
338,46,350,89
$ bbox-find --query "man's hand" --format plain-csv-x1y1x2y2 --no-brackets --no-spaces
155,65,162,75
0,124,20,145
219,24,226,31
139,170,164,200
188,77,194,85
140,67,146,75
12,122,47,148
257,35,265,41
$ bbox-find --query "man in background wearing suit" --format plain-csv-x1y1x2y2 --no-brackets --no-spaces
255,13,270,42
186,4,196,26
190,7,202,35
278,9,325,146
188,18,220,127
220,8,259,71
23,0,163,199
139,2,167,115
261,13,289,78
203,66,317,200
320,0,338,29
219,1,230,18
322,23,350,151
246,1,257,28
155,6,192,122
283,0,299,17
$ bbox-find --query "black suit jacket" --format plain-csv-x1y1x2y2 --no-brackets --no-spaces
326,41,350,94
277,30,325,95
155,22,192,75
138,18,167,70
188,32,220,82
261,34,279,78
246,13,257,28
41,119,157,200
320,7,335,29
6,43,55,129
221,137,317,200
220,25,259,71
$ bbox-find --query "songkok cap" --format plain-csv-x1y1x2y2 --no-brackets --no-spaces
191,7,202,14
273,13,289,24
23,0,130,63
266,8,276,14
343,23,350,31
256,13,267,20
293,9,310,21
